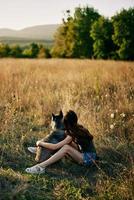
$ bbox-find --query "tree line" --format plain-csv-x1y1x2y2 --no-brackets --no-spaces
0,43,51,58
0,6,134,60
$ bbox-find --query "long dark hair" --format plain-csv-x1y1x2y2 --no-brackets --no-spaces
63,110,78,132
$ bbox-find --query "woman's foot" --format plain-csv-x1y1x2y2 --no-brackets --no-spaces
28,147,37,154
25,165,45,174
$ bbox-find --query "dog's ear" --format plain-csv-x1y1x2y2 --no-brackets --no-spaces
52,113,55,119
59,110,63,118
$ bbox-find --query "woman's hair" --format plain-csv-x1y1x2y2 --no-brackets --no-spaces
63,110,78,130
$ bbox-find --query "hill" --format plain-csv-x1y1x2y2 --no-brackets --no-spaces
0,24,60,45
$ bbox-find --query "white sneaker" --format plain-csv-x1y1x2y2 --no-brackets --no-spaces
28,147,36,154
25,165,45,174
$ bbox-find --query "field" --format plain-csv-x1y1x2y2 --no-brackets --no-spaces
0,58,134,200
0,37,53,47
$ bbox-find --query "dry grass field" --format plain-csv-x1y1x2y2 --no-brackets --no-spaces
0,58,134,200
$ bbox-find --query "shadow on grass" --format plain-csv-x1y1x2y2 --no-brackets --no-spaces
2,143,131,180
40,158,98,187
96,146,132,178
1,145,132,200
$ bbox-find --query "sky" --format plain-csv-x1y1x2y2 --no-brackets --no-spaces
0,0,134,30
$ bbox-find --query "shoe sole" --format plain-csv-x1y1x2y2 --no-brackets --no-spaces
28,147,36,154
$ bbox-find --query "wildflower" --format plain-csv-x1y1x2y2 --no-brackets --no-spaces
110,124,114,129
21,135,25,141
13,118,16,123
105,94,108,97
120,113,126,118
110,113,115,119
97,105,101,111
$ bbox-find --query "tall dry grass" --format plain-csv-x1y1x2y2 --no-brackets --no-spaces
0,58,134,200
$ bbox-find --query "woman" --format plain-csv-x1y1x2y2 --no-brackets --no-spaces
25,110,97,174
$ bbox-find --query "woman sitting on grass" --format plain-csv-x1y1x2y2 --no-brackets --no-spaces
25,110,97,174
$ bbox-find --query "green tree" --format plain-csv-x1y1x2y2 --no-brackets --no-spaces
52,6,100,58
22,48,32,58
0,43,10,57
22,43,39,58
112,8,134,60
72,7,100,58
30,43,39,58
10,45,22,58
90,16,115,59
51,23,69,58
51,10,76,58
38,45,51,58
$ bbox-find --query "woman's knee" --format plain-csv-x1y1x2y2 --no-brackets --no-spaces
62,144,71,154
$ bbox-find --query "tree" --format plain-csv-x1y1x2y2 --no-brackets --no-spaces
52,6,100,58
51,10,76,58
0,43,10,57
22,43,39,58
72,7,100,58
51,23,70,58
30,43,39,58
112,8,134,60
22,48,32,58
90,16,115,59
38,45,51,58
10,45,22,58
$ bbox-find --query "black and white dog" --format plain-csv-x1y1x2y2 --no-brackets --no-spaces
28,110,65,163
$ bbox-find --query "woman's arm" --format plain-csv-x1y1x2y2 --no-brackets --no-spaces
36,135,72,150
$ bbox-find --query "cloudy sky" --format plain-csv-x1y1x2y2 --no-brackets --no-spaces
0,0,133,29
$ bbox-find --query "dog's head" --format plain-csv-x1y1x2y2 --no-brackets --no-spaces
51,110,64,130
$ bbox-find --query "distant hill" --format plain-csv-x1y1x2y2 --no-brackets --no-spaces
0,36,54,47
0,24,60,41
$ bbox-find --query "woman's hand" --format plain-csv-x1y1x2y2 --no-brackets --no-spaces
35,135,73,150
36,140,42,147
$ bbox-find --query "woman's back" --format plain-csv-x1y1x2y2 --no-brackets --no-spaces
69,124,96,153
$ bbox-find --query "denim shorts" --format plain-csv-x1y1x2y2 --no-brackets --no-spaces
83,152,96,166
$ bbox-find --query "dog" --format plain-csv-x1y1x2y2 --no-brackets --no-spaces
35,110,65,163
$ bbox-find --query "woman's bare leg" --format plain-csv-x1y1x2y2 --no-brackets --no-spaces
70,141,80,150
38,144,83,168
